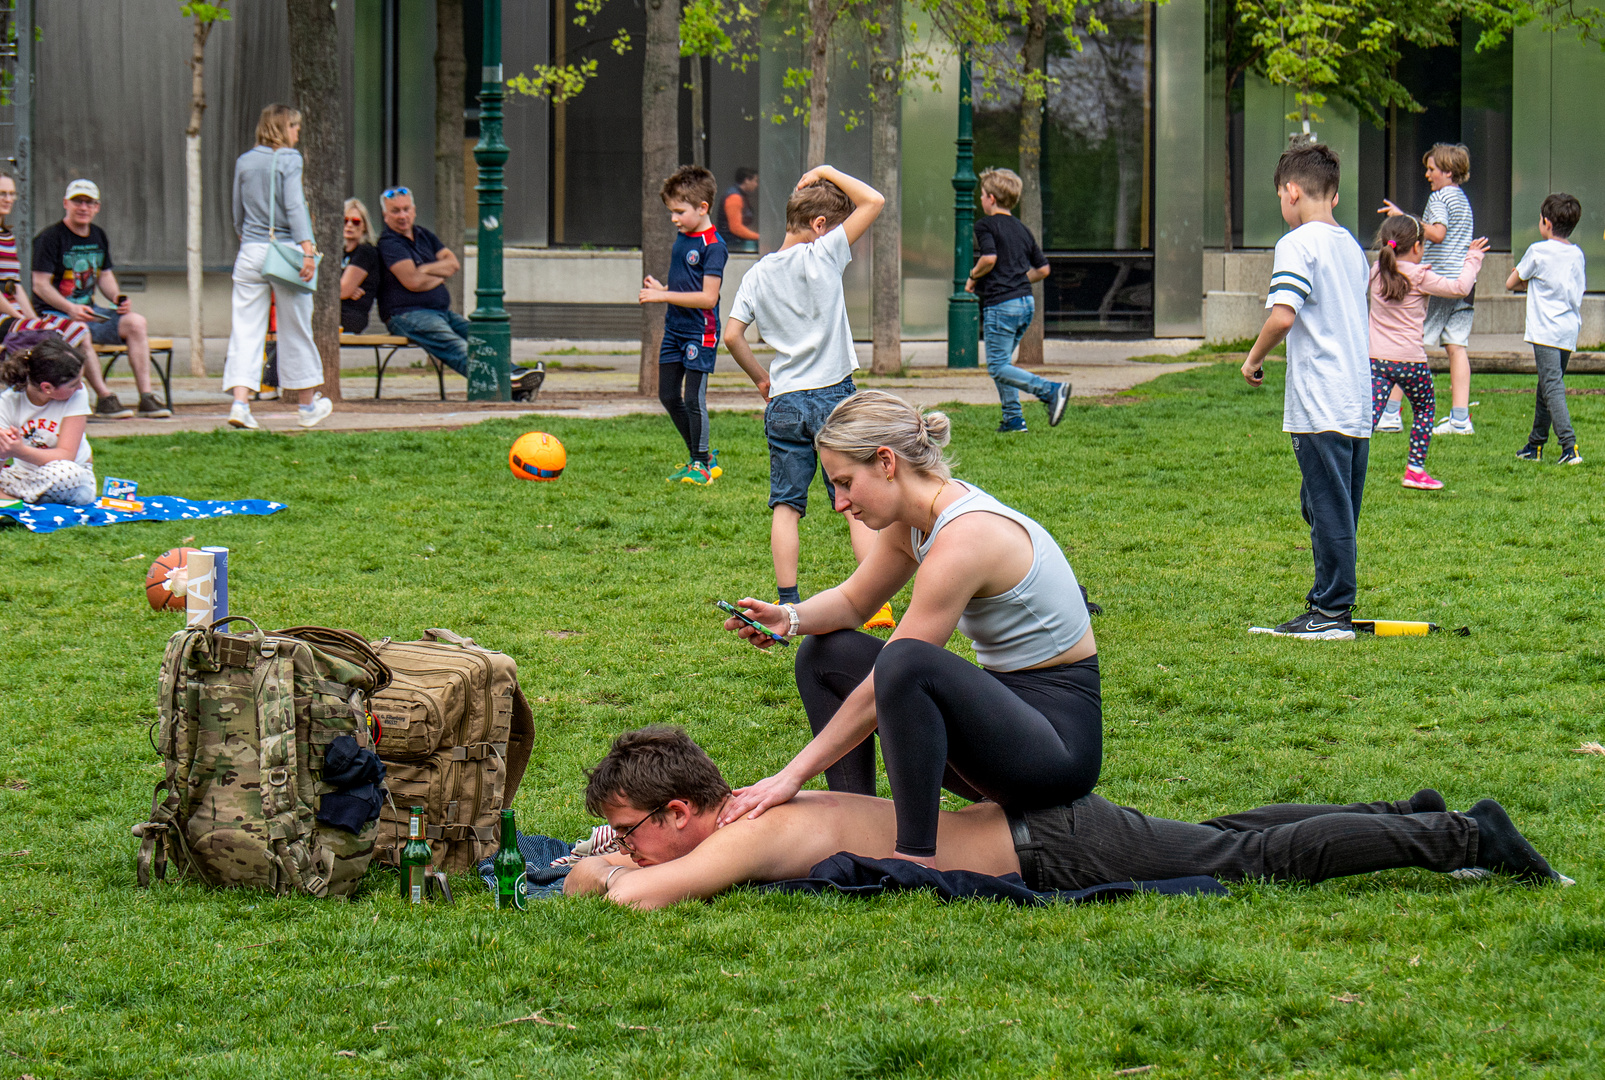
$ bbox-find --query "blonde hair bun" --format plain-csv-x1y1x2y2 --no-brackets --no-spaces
815,390,954,480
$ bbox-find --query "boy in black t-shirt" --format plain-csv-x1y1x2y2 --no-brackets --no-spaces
967,168,1066,433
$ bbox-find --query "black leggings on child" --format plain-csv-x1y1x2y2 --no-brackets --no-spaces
795,629,1103,857
659,361,710,465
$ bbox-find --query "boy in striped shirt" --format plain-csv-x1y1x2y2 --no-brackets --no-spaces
1242,143,1372,640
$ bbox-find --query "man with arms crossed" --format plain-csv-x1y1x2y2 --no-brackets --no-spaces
566,726,1567,910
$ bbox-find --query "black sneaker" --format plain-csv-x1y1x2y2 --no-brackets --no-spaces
1048,382,1071,427
996,418,1028,434
91,393,134,420
1515,443,1542,462
1556,445,1583,466
1268,608,1355,640
1465,799,1567,884
137,392,171,419
510,363,545,402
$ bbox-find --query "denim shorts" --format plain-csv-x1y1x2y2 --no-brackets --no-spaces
41,305,122,346
765,376,856,515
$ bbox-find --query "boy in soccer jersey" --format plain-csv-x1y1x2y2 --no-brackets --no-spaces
640,166,728,485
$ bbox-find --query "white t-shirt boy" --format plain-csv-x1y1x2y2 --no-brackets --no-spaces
1516,239,1587,352
1265,221,1372,438
728,225,859,398
0,384,92,464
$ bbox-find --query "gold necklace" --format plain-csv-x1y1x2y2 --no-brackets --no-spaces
927,479,949,532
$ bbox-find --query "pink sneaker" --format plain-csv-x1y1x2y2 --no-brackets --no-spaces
1402,467,1443,490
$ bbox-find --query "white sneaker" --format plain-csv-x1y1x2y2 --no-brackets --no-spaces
1374,411,1404,433
228,401,259,430
1432,415,1474,436
297,392,334,428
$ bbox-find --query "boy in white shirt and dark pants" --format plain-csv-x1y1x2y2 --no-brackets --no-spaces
1242,143,1373,640
1509,193,1586,465
725,166,893,623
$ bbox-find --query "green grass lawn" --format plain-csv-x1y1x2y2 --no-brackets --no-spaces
2,360,1603,1078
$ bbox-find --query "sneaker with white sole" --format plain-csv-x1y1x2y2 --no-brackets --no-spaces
1556,445,1583,465
297,392,334,428
1048,382,1071,427
1267,608,1355,640
1402,467,1443,490
227,401,260,430
1432,415,1474,436
1515,443,1543,462
1374,410,1404,433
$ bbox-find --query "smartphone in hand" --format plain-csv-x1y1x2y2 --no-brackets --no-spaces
714,599,790,647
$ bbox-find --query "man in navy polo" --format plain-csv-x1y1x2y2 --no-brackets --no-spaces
376,187,473,376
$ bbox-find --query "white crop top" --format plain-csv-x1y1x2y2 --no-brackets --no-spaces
910,482,1091,670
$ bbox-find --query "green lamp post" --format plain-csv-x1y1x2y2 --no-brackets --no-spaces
467,0,512,401
946,46,979,369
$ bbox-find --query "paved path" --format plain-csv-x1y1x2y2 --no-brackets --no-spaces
90,337,1207,436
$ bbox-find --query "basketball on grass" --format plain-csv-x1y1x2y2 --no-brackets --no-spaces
146,547,198,611
510,432,566,482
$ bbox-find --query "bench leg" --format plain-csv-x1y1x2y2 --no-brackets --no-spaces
435,356,445,401
374,346,395,400
154,348,174,411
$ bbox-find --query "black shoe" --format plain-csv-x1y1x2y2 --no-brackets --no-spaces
137,392,171,419
1408,789,1447,814
1466,798,1564,883
1048,382,1071,427
1079,584,1102,616
510,363,546,403
1515,443,1542,462
996,418,1028,434
91,393,134,421
1268,608,1355,640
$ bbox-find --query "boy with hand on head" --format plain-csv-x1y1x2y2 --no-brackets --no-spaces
1509,193,1586,465
1379,143,1476,435
967,167,1067,433
1242,142,1372,640
640,165,728,485
723,166,897,628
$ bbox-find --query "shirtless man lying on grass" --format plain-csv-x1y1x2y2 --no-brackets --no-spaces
564,726,1569,910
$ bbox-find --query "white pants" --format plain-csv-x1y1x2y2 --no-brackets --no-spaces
222,241,322,392
0,459,97,505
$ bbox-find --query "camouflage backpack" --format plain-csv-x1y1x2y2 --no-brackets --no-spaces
133,618,392,898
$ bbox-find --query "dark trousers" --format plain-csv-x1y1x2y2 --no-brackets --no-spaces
1291,430,1368,614
658,361,710,464
1529,345,1575,451
1013,794,1477,892
796,630,1103,858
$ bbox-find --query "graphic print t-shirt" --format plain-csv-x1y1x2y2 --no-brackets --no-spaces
32,222,112,309
0,384,92,464
664,227,728,344
1265,221,1371,438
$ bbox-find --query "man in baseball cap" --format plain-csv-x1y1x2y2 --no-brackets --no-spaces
31,179,167,419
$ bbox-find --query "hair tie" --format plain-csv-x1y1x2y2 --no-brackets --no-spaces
1386,240,1397,249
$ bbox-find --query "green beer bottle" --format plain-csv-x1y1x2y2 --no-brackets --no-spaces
400,806,432,905
493,808,527,911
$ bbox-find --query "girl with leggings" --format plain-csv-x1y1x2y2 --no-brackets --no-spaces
718,390,1099,862
1368,214,1488,490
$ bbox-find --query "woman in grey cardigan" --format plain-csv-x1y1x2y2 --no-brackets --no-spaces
222,103,333,429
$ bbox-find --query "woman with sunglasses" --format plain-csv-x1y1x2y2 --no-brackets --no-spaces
221,103,334,430
339,198,381,335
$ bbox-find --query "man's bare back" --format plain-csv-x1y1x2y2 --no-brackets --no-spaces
568,791,1021,910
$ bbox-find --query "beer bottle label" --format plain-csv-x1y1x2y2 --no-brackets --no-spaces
407,865,426,905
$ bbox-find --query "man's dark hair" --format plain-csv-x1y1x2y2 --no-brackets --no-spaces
1541,193,1582,238
785,179,853,233
584,726,732,817
734,166,757,186
1272,142,1341,200
661,165,717,212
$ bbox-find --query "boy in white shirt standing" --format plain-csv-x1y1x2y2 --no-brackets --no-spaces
1241,143,1372,640
1509,193,1586,465
724,166,895,626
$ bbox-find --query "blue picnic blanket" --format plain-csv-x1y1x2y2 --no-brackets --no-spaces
0,496,286,533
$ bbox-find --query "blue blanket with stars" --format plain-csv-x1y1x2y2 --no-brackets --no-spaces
0,496,287,533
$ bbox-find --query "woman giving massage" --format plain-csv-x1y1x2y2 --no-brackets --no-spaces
719,390,1099,863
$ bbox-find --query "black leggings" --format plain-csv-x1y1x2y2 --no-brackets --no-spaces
658,361,710,464
795,629,1103,857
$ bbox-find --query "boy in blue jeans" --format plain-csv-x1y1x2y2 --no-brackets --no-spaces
1242,143,1372,640
724,165,894,625
639,165,728,485
1509,193,1586,465
967,168,1068,433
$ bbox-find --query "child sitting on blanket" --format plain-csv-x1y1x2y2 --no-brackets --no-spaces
0,335,97,506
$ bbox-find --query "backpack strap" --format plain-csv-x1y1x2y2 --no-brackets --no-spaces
254,639,329,897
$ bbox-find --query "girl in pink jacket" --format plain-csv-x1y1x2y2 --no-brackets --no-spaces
1369,215,1488,489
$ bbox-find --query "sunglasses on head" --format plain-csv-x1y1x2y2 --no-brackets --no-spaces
382,187,411,200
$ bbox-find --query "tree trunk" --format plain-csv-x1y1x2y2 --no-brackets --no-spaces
868,0,901,375
1015,0,1048,367
639,0,680,397
185,16,213,377
1224,70,1234,252
286,0,347,401
805,0,833,169
690,57,706,168
435,0,466,313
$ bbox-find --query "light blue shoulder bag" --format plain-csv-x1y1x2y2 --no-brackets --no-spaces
261,148,321,294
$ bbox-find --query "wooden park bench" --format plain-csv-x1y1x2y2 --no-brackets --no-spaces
97,339,177,410
340,333,445,401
